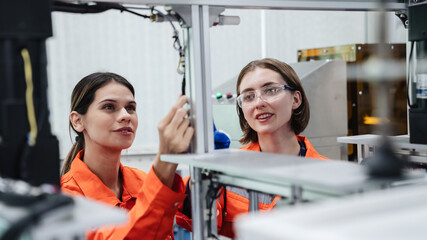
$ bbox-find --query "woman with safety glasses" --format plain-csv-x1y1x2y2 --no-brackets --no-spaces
176,58,328,239
235,58,327,158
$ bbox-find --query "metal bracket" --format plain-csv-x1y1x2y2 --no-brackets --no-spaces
165,5,227,27
394,9,408,29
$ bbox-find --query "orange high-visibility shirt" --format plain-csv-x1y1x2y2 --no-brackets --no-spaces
61,150,186,240
240,135,328,160
176,135,328,238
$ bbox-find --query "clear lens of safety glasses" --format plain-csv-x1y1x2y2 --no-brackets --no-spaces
236,84,294,108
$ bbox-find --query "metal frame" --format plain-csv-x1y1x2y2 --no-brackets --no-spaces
56,1,410,239
337,135,427,163
187,5,215,155
60,0,406,11
162,148,426,239
186,5,216,238
178,2,408,238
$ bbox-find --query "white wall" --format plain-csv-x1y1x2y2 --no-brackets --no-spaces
47,10,182,158
46,7,407,158
210,9,407,89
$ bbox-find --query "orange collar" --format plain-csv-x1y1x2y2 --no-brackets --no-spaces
239,135,328,160
68,150,142,206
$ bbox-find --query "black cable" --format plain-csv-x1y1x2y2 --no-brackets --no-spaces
180,59,186,96
1,193,74,240
52,1,110,14
125,6,184,55
408,41,417,108
53,2,186,95
127,6,186,95
205,175,225,240
53,1,151,19
181,74,186,95
107,5,151,19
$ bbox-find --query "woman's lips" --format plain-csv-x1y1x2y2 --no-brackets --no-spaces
113,127,134,135
255,113,273,122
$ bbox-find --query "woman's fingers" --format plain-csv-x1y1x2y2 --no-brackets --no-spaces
182,125,194,148
166,112,192,153
158,95,193,154
169,108,188,131
158,95,188,131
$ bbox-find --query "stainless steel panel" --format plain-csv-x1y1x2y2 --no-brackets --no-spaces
295,60,347,138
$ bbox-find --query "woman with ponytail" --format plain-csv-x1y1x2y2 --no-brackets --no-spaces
61,72,193,240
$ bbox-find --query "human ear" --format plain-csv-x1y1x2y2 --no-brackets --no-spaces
70,111,84,133
292,91,302,110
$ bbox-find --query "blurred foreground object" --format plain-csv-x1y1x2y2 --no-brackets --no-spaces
0,178,127,240
236,183,427,240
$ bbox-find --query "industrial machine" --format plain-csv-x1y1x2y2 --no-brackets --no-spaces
298,43,407,160
408,1,427,144
0,0,60,186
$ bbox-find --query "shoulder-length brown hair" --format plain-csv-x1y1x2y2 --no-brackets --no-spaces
61,72,134,176
236,58,310,144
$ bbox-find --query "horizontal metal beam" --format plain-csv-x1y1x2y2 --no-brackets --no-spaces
58,0,406,11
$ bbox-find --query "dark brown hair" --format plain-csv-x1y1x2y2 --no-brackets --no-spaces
236,58,310,144
61,72,134,176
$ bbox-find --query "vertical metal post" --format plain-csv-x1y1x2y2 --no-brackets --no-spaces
185,4,215,240
248,191,259,212
359,144,365,163
189,167,204,239
291,185,303,204
188,5,214,155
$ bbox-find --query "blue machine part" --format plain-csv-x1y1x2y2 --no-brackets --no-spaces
213,123,231,149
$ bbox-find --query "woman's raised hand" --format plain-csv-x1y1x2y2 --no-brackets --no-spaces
157,95,194,155
153,95,194,188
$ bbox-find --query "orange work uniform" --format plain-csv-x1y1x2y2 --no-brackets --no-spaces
176,135,328,238
61,150,186,240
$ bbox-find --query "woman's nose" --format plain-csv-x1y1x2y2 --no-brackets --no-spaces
253,93,267,107
119,108,131,122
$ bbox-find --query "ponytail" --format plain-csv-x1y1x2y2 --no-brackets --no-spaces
61,134,84,176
